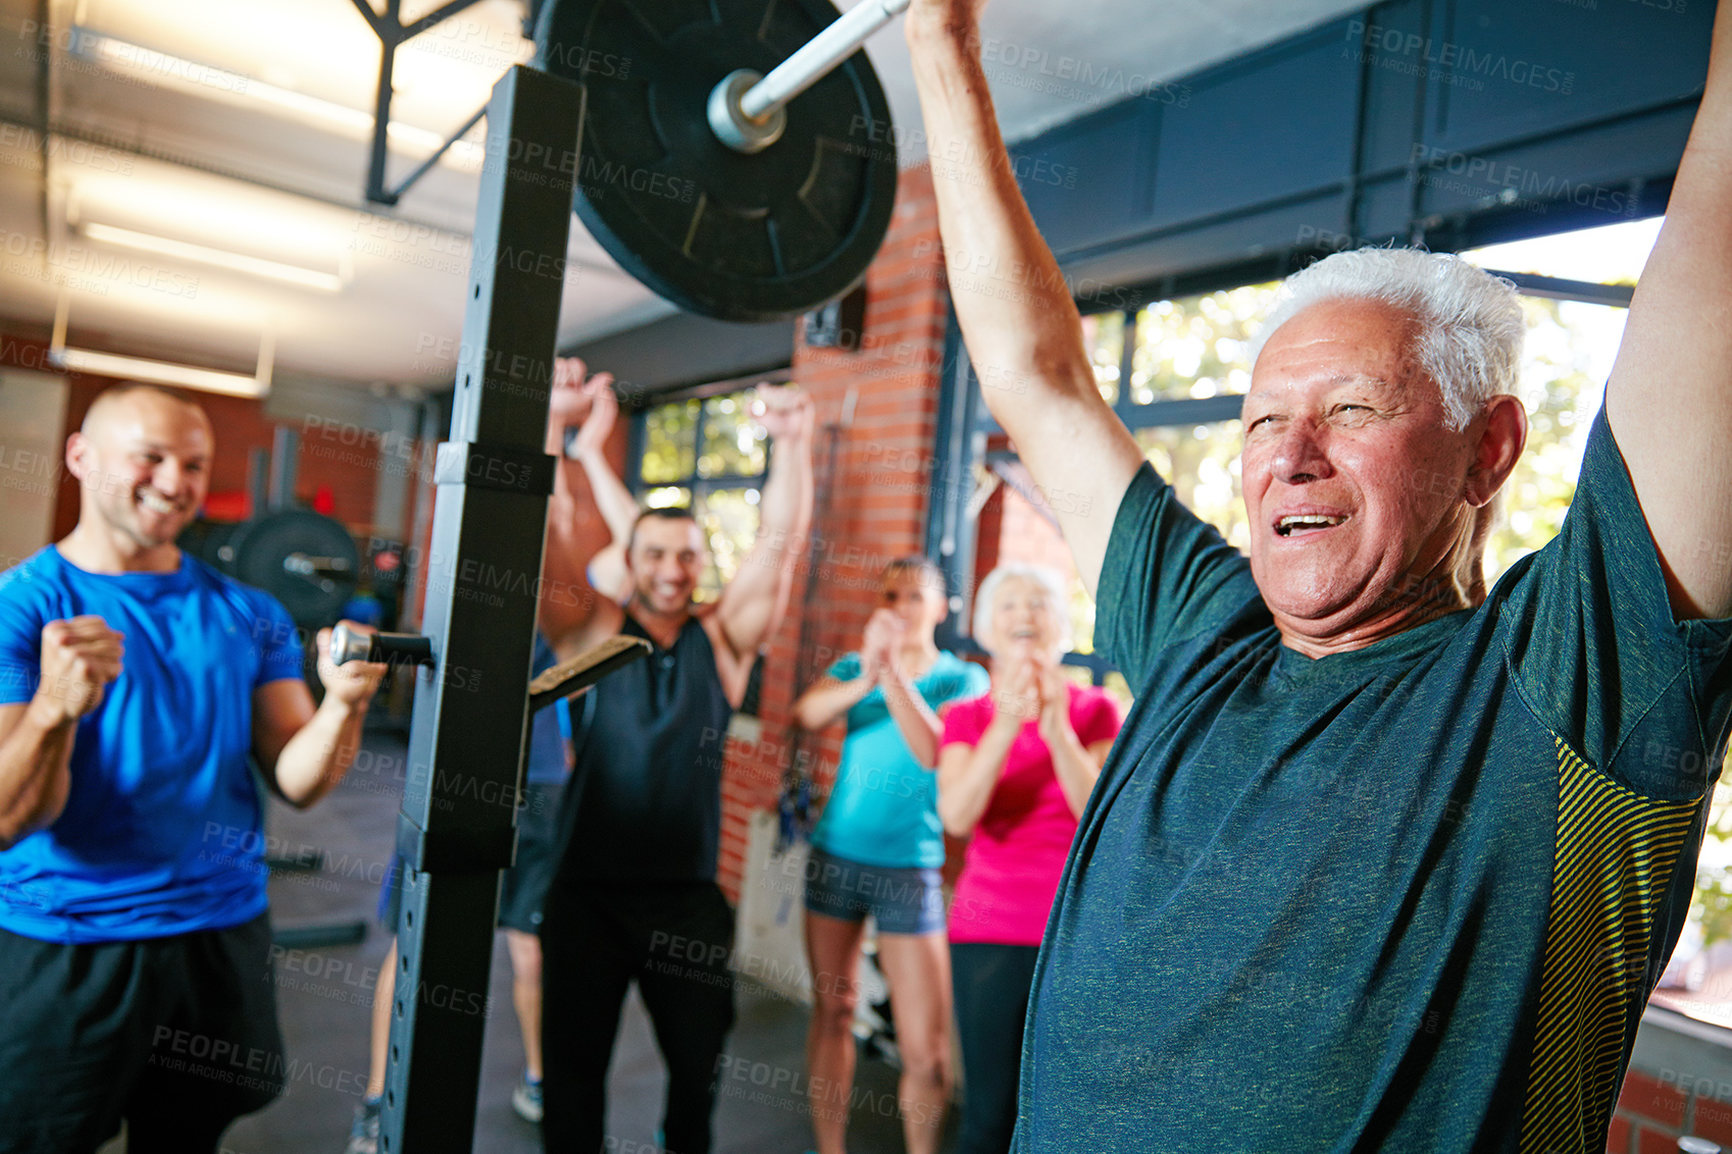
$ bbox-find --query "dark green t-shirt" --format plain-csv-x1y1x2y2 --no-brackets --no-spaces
1017,408,1732,1152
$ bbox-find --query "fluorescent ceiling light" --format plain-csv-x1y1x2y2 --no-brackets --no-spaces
50,347,269,398
76,31,483,168
48,298,273,400
81,222,345,292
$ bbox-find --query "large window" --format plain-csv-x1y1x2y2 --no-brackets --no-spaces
634,383,776,601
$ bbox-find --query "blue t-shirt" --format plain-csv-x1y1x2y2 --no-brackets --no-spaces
0,547,304,944
809,651,988,869
1016,407,1732,1151
524,634,568,787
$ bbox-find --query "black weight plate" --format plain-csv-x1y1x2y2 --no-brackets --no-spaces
227,510,360,629
535,0,898,322
176,518,240,570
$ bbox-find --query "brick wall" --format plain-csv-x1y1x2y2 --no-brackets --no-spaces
1,334,388,542
715,164,952,901
995,479,1077,580
1612,1066,1732,1152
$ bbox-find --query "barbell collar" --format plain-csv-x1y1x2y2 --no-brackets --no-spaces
736,0,910,124
283,554,355,577
707,70,786,155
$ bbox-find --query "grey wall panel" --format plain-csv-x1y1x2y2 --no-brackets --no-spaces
1150,26,1360,226
1423,0,1710,154
1414,103,1696,221
1007,0,1710,292
1017,100,1155,255
1064,192,1353,290
1356,174,1420,241
562,312,794,407
1355,0,1430,172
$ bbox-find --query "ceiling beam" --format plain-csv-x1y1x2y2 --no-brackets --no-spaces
346,0,490,205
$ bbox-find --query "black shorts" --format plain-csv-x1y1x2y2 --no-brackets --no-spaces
0,913,285,1154
379,781,565,935
498,782,564,933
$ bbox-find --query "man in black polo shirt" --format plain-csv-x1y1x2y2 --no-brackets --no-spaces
538,367,814,1154
899,0,1732,1149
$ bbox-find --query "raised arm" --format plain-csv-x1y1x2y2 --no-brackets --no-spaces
878,663,945,769
937,709,1019,837
794,621,889,730
1605,0,1732,620
543,359,633,657
904,1,1145,596
712,386,816,662
558,363,636,606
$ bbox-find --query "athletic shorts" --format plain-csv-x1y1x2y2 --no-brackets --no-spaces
0,913,285,1153
379,781,564,935
803,847,946,936
498,782,564,933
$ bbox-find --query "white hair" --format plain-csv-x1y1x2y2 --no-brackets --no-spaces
1251,247,1525,430
972,563,1073,654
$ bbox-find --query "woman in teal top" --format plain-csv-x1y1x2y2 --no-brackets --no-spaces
793,556,988,1154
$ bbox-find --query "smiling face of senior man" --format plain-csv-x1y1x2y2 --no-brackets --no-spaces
1240,296,1529,657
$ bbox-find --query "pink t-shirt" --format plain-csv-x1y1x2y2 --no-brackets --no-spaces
941,684,1122,946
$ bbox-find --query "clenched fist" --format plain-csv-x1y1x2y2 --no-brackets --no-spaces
37,616,123,722
547,357,617,457
751,384,816,445
314,624,387,709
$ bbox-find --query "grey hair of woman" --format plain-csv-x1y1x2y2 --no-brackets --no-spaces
971,563,1074,655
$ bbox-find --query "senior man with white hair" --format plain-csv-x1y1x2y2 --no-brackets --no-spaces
905,0,1732,1149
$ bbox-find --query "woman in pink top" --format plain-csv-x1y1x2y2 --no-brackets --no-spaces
938,563,1121,1154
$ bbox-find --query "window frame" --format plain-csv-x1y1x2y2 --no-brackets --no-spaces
622,369,792,603
624,368,792,500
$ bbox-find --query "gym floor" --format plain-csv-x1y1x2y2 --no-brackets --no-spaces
102,725,932,1154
